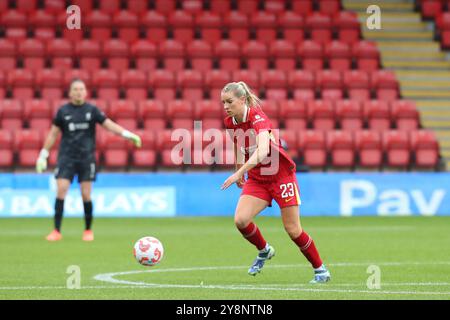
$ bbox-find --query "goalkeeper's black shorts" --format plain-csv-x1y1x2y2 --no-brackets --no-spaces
54,158,97,183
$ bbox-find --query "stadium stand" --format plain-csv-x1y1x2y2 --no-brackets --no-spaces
0,0,444,172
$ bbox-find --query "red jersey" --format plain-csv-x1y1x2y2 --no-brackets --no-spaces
224,106,296,182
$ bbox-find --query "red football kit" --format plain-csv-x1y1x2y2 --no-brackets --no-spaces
224,105,301,209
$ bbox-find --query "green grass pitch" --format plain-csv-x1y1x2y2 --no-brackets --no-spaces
0,216,449,300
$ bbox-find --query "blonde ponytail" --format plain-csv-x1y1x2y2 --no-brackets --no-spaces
222,81,261,108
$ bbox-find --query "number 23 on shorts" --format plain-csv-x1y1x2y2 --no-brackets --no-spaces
279,182,301,206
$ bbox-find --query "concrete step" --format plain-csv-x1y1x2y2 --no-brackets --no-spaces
363,31,434,41
422,119,450,128
441,150,450,158
438,140,450,148
384,60,450,69
416,100,450,108
376,41,441,52
435,131,450,138
403,90,450,99
397,71,450,81
420,109,450,118
356,12,423,23
400,80,450,89
363,22,429,32
381,51,446,61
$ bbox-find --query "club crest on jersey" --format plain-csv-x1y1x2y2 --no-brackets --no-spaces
86,112,91,120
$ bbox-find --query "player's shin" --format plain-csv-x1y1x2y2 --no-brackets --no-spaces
292,231,323,269
83,201,93,230
237,222,267,250
54,198,64,232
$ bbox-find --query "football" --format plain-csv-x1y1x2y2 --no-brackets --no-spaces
133,236,164,266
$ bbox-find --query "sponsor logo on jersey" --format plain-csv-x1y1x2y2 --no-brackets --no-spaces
68,122,89,131
64,115,72,120
86,112,91,120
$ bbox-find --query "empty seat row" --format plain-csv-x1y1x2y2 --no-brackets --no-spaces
0,129,440,170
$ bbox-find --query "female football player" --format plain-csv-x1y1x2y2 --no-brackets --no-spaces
36,79,142,242
220,82,330,283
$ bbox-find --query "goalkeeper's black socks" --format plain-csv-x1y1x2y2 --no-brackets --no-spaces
54,198,64,232
83,201,93,231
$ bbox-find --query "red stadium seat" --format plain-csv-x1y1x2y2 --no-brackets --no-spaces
187,40,213,72
182,0,203,14
371,70,399,101
138,100,166,131
109,100,137,121
71,0,93,12
224,12,250,45
75,40,102,70
336,100,363,131
299,130,327,169
47,39,74,71
292,0,313,16
288,70,315,101
15,130,42,167
421,0,443,19
316,70,343,100
363,100,391,131
0,39,17,71
30,10,56,28
169,11,195,45
99,0,120,14
132,130,157,168
85,10,112,42
352,41,380,71
194,100,224,130
243,41,269,71
238,0,259,14
319,0,341,16
8,69,35,100
178,70,205,102
260,70,288,100
355,130,382,168
279,129,299,159
325,41,351,71
0,130,13,167
205,70,232,100
1,10,27,28
298,41,324,71
103,149,130,168
159,40,186,72
131,40,157,71
391,100,420,131
196,12,223,45
167,101,194,129
210,0,231,14
121,70,148,102
327,130,355,168
232,70,260,91
308,100,335,130
63,69,91,88
265,0,286,14
278,12,305,44
344,70,371,101
127,0,148,13
383,130,411,169
305,13,332,44
251,11,278,44
16,0,37,13
19,39,46,71
103,39,130,71
149,70,176,103
141,11,167,44
5,27,27,45
0,100,23,131
155,0,176,14
91,70,120,101
270,40,297,71
279,100,308,130
334,11,361,44
24,100,52,130
410,130,440,168
114,10,140,43
215,40,241,71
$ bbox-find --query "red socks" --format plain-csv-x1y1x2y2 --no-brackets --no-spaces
238,222,267,250
292,231,323,269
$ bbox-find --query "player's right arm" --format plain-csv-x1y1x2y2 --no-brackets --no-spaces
234,141,246,188
36,125,61,173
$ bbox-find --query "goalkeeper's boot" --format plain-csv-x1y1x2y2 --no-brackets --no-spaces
248,245,275,276
82,230,94,242
309,264,331,284
46,229,62,242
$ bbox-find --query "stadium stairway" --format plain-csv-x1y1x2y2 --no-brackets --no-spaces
343,0,450,170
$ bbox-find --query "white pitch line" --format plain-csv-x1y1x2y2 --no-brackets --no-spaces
91,262,450,296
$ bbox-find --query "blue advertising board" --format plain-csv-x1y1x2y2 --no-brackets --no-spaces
0,172,449,217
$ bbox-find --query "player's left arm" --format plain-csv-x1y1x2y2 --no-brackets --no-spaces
101,119,142,148
221,131,270,190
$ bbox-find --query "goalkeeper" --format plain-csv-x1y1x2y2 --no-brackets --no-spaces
36,79,142,242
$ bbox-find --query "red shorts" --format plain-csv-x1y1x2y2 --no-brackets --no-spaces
241,173,301,209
